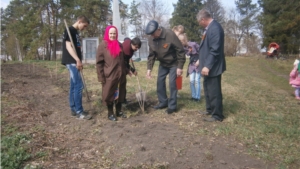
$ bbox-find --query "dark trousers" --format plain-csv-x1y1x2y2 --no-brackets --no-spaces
157,65,177,110
203,75,224,120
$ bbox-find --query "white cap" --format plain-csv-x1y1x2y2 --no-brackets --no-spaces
293,59,299,66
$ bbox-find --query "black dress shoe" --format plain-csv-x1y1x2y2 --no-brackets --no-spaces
123,99,131,104
116,111,127,118
108,114,117,121
153,105,168,110
165,108,176,114
203,117,222,122
193,99,200,102
199,111,211,115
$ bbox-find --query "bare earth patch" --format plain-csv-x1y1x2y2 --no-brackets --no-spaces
1,63,275,169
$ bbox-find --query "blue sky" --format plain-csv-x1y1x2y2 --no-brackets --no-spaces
0,0,10,8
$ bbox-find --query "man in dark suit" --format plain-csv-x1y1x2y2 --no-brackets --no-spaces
197,9,226,122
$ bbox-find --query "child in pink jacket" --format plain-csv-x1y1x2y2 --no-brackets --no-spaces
289,59,300,100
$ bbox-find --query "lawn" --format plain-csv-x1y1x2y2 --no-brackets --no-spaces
1,56,300,168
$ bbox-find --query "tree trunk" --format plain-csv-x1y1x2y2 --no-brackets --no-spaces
15,38,22,62
45,40,51,60
51,1,58,61
36,49,41,60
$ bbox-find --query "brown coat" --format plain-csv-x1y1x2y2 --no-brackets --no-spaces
147,27,186,70
96,41,126,105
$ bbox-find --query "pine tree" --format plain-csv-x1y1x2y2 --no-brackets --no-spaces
170,0,204,42
128,0,142,38
203,0,225,25
1,0,111,60
139,0,170,26
235,0,260,53
1,0,32,60
258,0,300,54
63,0,111,37
119,0,129,36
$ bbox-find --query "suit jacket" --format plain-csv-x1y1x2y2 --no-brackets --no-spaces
198,20,226,77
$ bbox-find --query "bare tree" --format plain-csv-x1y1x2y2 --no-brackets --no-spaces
223,8,242,56
235,0,259,54
15,37,23,61
242,33,261,54
138,0,170,27
203,0,225,25
223,7,261,56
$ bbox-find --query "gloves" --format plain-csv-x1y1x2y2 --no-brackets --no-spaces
130,66,136,73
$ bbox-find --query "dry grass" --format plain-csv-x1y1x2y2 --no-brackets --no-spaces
24,56,300,168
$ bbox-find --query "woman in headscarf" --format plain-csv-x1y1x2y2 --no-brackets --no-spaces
96,25,127,121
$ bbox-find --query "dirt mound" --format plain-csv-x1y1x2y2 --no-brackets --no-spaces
1,63,275,168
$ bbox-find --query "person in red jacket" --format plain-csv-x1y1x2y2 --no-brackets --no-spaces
122,37,142,104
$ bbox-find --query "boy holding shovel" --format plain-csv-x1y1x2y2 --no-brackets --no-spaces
122,37,142,104
61,15,92,120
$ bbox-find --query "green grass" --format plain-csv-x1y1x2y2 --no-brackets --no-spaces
2,57,300,168
1,133,31,169
125,57,300,167
217,57,300,167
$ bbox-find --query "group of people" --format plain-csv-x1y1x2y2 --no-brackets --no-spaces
62,18,141,121
62,9,226,122
95,26,142,121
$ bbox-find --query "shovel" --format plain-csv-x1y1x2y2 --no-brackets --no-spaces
131,59,146,112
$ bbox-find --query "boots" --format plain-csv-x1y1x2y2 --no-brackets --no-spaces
115,102,127,118
107,103,116,121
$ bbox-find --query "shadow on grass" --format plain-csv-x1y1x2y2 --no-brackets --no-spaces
223,97,244,117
